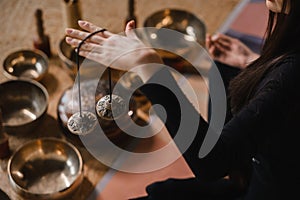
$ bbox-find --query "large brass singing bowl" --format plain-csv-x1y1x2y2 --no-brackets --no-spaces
143,9,207,73
144,8,206,46
7,138,83,199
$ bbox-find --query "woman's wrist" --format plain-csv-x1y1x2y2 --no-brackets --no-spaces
131,49,164,83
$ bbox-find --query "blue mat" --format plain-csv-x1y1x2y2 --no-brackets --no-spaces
225,29,264,54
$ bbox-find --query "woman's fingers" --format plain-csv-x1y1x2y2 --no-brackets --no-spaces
65,37,103,52
64,20,155,72
213,42,229,53
78,20,113,38
207,40,227,56
78,50,102,61
207,33,232,54
212,33,233,43
78,50,125,70
65,28,105,44
211,34,232,49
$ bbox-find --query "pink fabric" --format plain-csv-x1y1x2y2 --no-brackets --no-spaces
96,127,194,200
230,2,268,38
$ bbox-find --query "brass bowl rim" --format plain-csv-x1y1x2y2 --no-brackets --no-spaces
144,8,206,24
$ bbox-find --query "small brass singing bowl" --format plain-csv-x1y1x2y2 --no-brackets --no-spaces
144,9,207,73
3,49,49,81
144,8,207,46
7,138,84,199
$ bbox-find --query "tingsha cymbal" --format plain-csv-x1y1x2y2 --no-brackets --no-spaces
96,94,126,120
67,111,97,135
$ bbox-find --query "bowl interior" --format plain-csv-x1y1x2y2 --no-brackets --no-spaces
8,138,82,196
144,9,206,46
0,80,48,127
3,50,48,81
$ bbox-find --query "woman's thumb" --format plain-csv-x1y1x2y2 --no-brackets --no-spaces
125,20,138,39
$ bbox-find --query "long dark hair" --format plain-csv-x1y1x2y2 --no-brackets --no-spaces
229,0,300,113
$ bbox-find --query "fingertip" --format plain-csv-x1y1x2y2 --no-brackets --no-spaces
211,34,219,41
65,36,72,42
126,20,136,30
129,20,136,28
78,20,87,26
65,28,73,34
125,20,137,37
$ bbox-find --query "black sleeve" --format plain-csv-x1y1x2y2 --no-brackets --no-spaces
139,60,298,181
209,61,241,123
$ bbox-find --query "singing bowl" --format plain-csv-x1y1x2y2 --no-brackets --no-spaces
144,8,206,46
0,79,48,134
7,138,83,199
3,49,49,81
143,9,206,73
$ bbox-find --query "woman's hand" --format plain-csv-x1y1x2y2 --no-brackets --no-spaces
206,33,260,69
65,20,162,72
